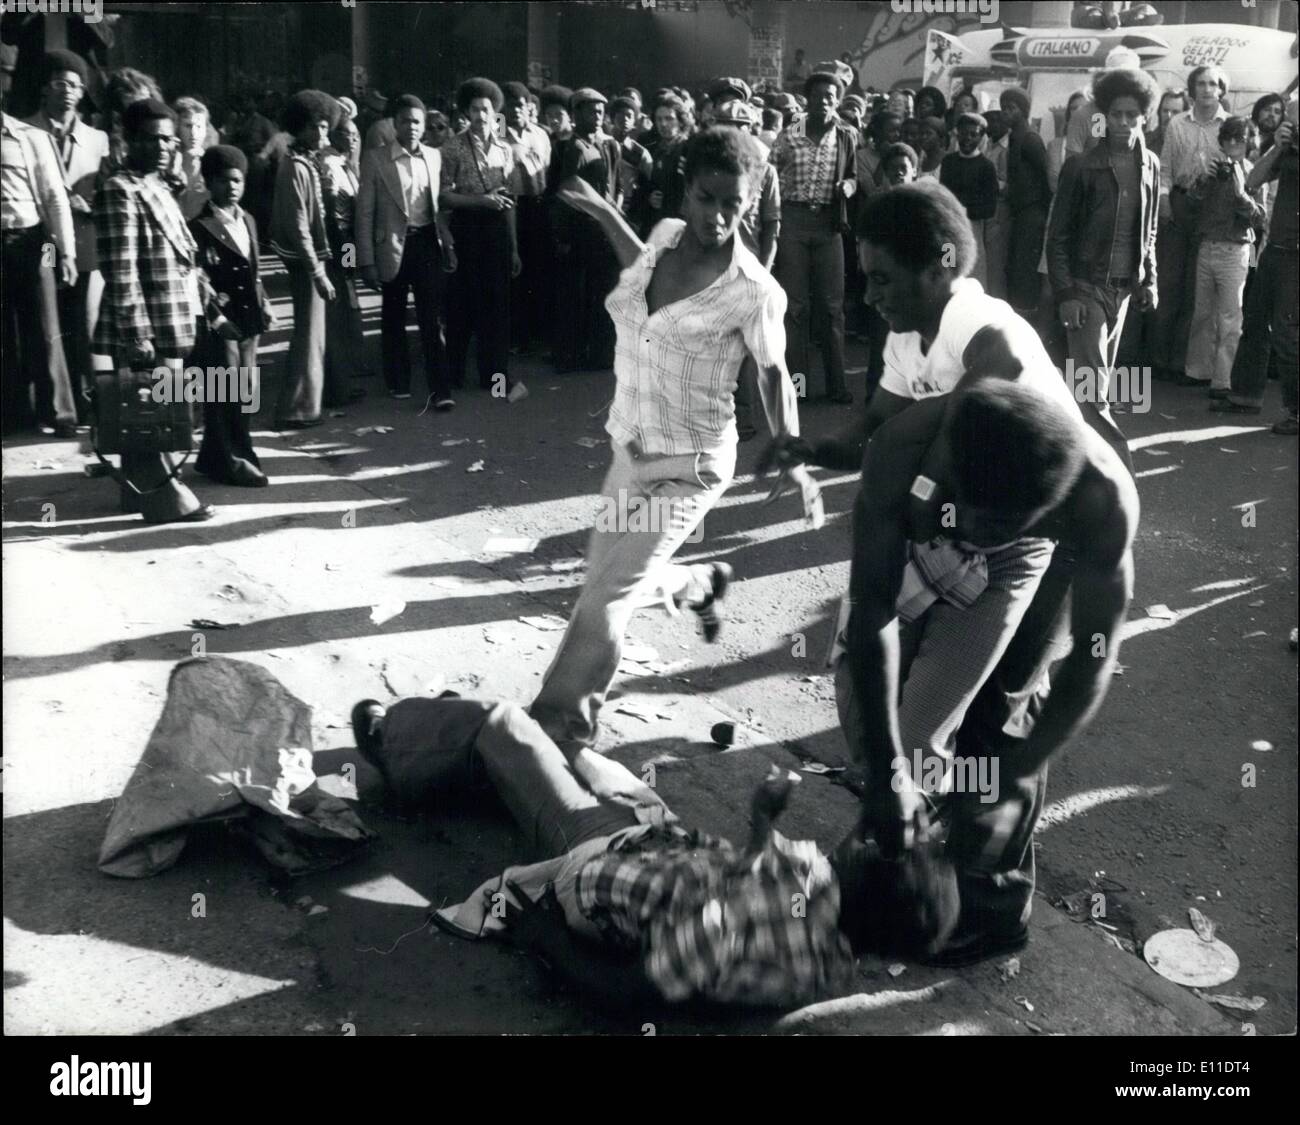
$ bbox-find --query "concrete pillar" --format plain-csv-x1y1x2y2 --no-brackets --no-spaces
526,1,560,90
747,0,785,94
350,0,373,94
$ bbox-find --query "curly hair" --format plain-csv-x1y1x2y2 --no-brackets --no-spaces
857,179,977,277
456,77,504,114
1092,67,1161,117
106,68,162,117
282,89,339,136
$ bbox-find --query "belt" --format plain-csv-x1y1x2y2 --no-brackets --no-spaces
406,223,435,235
785,200,836,213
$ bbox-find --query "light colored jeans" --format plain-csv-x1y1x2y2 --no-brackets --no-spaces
530,439,736,752
1065,278,1132,402
1187,239,1251,389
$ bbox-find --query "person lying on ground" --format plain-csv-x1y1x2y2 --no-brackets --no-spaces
350,693,958,1011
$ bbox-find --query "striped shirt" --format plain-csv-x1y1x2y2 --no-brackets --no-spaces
770,117,841,205
1161,107,1228,195
440,129,515,197
575,824,855,1006
605,218,787,456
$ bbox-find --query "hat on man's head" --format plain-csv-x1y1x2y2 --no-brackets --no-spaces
768,91,799,114
0,43,18,74
336,96,357,120
362,90,387,114
807,59,852,95
708,76,753,105
713,99,755,127
570,87,607,112
840,94,866,114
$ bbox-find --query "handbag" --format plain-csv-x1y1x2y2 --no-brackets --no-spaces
92,361,194,495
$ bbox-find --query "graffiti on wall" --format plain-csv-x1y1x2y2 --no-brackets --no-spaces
845,5,984,92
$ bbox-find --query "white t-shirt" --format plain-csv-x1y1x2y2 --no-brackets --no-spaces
878,278,1078,416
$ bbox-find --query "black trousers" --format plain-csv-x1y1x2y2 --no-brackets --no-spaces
511,194,549,353
447,209,511,390
1,224,76,432
193,332,262,477
380,224,449,397
553,214,618,372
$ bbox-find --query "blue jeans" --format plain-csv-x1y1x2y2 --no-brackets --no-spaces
774,206,847,398
530,439,736,752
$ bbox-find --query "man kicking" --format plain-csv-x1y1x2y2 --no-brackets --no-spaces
350,694,957,1009
767,182,1139,964
529,127,820,806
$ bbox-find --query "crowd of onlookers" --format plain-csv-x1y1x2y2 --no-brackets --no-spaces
2,38,1296,521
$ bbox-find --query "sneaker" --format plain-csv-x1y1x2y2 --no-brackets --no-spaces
1207,387,1231,400
691,562,734,643
1272,415,1299,436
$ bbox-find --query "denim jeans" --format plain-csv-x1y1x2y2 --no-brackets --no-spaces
530,439,736,752
1065,278,1132,404
376,698,640,860
774,206,847,398
277,261,327,423
1186,240,1251,389
1227,243,1299,416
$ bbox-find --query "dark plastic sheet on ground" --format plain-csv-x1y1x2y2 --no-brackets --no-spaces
99,657,372,878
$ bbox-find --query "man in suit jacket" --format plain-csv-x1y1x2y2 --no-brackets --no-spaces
2,44,78,438
356,93,456,405
94,98,213,524
26,49,111,425
191,146,274,487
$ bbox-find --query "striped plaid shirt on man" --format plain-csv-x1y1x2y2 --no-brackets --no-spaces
770,116,841,205
575,823,856,1006
605,218,787,456
93,168,202,357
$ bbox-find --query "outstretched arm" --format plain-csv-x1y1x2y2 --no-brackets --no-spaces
555,175,645,269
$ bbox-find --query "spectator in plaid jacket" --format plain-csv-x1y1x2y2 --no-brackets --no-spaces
93,98,213,523
351,694,958,1010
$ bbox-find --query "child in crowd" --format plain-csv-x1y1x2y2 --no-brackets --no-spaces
940,113,999,287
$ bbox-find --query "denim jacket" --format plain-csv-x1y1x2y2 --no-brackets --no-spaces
1047,131,1159,303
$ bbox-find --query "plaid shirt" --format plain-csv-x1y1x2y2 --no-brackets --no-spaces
93,168,201,356
605,219,787,455
576,824,855,1006
770,117,844,205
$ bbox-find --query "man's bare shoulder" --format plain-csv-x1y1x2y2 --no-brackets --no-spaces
1051,427,1139,565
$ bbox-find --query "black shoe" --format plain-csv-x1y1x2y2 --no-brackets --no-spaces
691,562,733,643
279,417,324,429
1209,399,1262,415
923,926,1029,968
350,699,387,772
1170,372,1207,388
